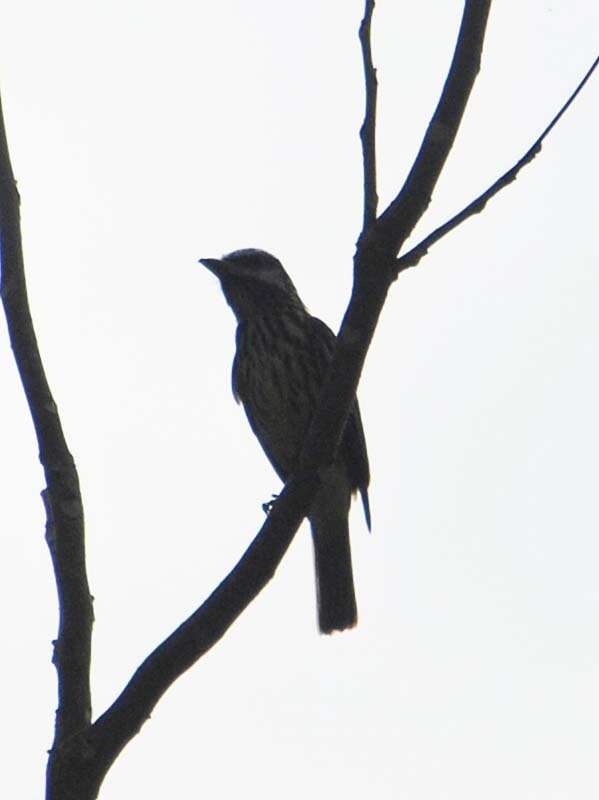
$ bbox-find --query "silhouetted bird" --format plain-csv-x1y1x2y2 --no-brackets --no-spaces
200,249,371,633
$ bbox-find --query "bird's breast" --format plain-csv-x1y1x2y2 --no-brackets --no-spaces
233,313,322,476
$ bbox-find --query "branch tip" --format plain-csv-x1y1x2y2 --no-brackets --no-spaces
394,55,598,276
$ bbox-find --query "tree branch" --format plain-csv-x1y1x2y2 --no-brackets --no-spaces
0,92,93,747
359,0,378,228
365,0,492,254
85,10,494,752
303,1,492,483
6,3,591,797
394,54,599,275
50,473,319,798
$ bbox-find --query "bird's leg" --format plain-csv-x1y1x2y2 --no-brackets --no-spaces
262,494,279,515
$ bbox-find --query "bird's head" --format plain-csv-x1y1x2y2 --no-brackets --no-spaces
200,248,305,322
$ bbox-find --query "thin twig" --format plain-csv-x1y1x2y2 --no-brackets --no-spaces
394,54,599,275
359,0,378,229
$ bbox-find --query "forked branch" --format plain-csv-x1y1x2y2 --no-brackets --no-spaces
1,3,592,798
394,54,599,275
303,1,493,484
368,1,492,254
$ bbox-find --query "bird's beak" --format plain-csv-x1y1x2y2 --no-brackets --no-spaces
199,257,225,276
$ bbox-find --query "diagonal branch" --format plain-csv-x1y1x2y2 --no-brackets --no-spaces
307,2,492,482
82,474,317,789
359,0,378,229
0,92,93,745
393,54,599,275
366,0,492,255
9,2,592,796
2,3,494,796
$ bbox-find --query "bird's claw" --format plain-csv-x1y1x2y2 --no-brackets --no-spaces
262,494,279,515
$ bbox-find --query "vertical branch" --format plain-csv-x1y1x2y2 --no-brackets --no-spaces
359,0,378,229
0,93,93,745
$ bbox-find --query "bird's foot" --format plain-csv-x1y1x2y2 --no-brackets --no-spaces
262,494,279,515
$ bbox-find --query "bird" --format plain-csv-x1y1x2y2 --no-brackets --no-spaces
200,249,371,633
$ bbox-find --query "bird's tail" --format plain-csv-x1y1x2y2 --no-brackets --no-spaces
309,472,357,634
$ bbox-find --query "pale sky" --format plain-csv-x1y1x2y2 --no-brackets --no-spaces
1,2,598,798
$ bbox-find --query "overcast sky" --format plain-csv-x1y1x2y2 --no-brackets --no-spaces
1,2,598,798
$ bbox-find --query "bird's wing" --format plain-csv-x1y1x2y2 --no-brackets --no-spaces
309,317,371,529
232,321,289,481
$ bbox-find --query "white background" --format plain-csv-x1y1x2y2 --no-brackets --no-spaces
1,2,598,798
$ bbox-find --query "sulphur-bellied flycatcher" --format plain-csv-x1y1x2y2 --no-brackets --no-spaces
201,249,371,633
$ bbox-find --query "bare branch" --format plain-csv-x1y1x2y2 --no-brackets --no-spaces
367,1,492,256
394,55,599,275
6,3,592,795
359,0,378,229
306,2,493,486
53,473,319,797
0,92,93,744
